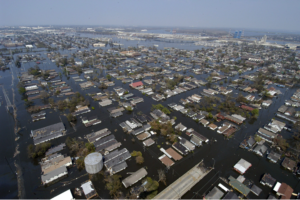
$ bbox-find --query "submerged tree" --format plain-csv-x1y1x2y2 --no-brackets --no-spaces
158,169,167,185
104,174,122,198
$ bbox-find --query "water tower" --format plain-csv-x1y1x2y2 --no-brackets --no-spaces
84,152,103,174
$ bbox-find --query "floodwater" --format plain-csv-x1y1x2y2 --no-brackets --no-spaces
0,35,300,199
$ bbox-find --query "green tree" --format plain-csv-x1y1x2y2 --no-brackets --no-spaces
106,74,112,80
251,108,259,117
76,158,85,170
85,143,95,153
143,177,159,192
18,87,26,94
131,151,142,157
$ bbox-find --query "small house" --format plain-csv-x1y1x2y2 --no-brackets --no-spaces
253,144,268,157
267,151,281,163
260,173,276,187
233,158,252,174
281,157,296,171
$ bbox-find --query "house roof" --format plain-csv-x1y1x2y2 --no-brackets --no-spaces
261,173,276,186
251,184,262,196
50,189,73,200
130,81,143,87
282,157,296,169
81,181,95,196
278,183,293,199
233,159,251,174
253,144,268,155
267,151,281,162
205,187,224,200
223,192,239,199
267,194,278,199
229,176,251,196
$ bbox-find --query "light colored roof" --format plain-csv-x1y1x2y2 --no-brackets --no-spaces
50,189,73,200
43,156,72,174
122,168,147,188
81,181,94,195
234,159,251,174
41,166,67,183
273,182,281,192
232,114,246,122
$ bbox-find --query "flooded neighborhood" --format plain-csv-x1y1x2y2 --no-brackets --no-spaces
1,22,300,199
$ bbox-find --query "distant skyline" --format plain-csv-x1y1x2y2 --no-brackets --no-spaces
1,0,300,32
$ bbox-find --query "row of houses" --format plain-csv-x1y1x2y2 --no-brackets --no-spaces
40,143,71,185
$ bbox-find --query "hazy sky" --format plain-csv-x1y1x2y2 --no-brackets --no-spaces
1,0,300,31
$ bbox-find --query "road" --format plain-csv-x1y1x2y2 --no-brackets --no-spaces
154,160,212,199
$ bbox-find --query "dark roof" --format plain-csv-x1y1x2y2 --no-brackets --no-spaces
205,187,224,200
31,122,65,139
267,194,278,199
250,184,262,196
267,151,281,162
93,135,115,147
191,131,208,141
261,173,276,187
95,139,118,152
223,192,239,199
281,157,296,169
45,143,65,156
172,142,188,155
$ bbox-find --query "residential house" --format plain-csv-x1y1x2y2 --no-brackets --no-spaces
260,173,276,188
281,157,296,171
273,182,293,199
267,151,281,163
253,144,268,156
233,158,252,174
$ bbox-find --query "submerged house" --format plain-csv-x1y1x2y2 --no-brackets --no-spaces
281,157,296,171
233,158,252,174
252,144,268,157
260,173,276,188
267,151,281,163
273,182,293,199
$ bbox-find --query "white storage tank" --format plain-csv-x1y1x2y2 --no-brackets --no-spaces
84,152,103,174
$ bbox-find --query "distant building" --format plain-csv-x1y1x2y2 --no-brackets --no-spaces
93,43,105,47
129,81,143,88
